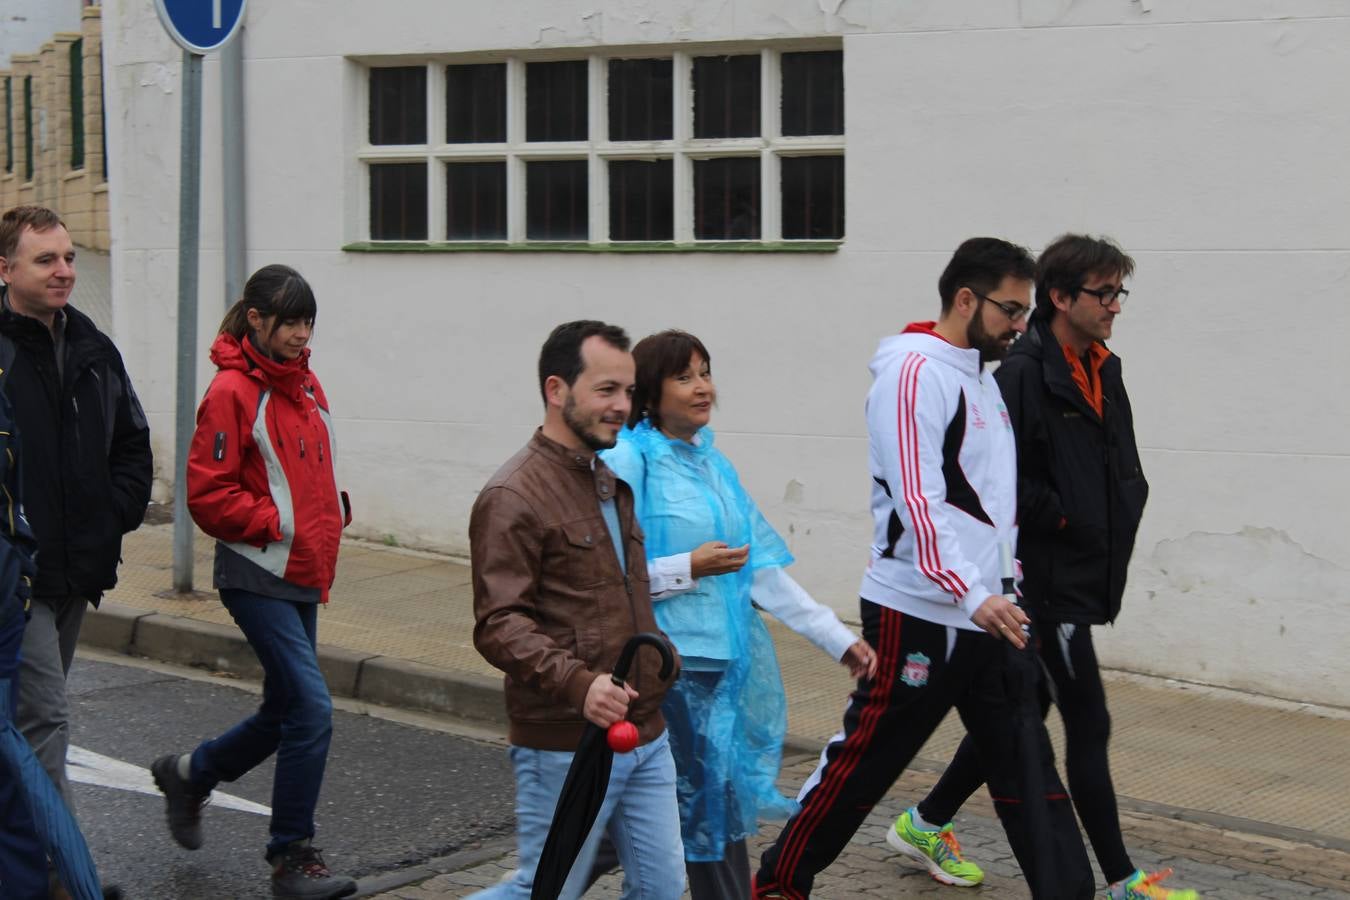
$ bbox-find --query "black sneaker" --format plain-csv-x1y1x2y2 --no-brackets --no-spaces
268,841,357,900
47,879,124,900
150,753,210,850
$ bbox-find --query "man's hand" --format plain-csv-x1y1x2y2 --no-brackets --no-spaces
583,674,640,728
840,639,879,680
690,541,750,578
970,595,1030,650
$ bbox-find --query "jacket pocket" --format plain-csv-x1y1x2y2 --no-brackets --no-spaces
1117,474,1148,531
561,518,606,589
1044,523,1110,620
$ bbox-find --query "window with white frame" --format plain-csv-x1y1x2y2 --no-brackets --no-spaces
358,45,844,245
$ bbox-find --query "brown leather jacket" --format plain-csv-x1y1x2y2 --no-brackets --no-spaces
470,430,678,750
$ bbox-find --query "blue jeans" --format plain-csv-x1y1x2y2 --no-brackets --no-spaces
473,729,686,900
0,612,48,899
189,590,334,855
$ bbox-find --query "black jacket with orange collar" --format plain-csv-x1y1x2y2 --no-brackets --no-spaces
995,314,1149,625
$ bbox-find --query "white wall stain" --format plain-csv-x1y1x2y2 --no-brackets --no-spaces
1103,528,1349,707
138,63,176,94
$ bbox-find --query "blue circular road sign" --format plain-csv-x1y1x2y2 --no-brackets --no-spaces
155,0,248,54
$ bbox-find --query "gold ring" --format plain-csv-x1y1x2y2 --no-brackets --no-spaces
999,624,1009,630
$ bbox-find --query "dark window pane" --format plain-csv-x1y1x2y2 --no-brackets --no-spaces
608,59,672,141
694,157,760,240
369,67,426,145
4,78,12,173
693,55,760,139
526,160,588,240
24,77,33,181
609,160,672,241
781,51,843,136
527,61,588,142
446,161,507,240
370,162,428,240
782,156,844,239
98,45,107,179
69,39,84,169
446,64,506,143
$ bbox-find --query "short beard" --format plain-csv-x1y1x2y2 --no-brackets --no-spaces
562,394,618,452
968,313,1015,364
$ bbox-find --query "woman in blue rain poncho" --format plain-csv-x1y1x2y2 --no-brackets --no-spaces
601,330,877,900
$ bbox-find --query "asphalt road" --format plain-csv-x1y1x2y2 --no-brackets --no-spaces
64,653,517,899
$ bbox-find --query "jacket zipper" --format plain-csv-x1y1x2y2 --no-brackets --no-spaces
1102,395,1115,617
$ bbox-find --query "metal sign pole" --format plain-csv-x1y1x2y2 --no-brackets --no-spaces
172,49,203,592
222,31,246,311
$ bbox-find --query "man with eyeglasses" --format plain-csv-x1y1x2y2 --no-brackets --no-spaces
753,237,1095,900
893,235,1199,899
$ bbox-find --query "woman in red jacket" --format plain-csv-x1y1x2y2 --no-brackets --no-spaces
149,264,356,900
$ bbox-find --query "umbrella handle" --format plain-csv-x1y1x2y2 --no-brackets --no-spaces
999,541,1016,598
610,632,675,684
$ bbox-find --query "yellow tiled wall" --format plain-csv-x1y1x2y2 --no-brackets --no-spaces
0,6,108,250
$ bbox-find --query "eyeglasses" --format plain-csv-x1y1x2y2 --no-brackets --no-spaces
971,290,1032,322
1076,285,1129,307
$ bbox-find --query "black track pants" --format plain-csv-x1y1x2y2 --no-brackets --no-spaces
919,622,1134,883
753,601,1092,899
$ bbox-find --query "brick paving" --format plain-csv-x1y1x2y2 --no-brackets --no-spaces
71,242,112,331
90,525,1350,899
367,756,1350,899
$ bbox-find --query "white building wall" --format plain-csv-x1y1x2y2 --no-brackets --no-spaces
101,0,1350,705
0,1,84,66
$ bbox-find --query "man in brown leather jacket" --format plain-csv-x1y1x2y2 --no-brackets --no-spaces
469,320,685,900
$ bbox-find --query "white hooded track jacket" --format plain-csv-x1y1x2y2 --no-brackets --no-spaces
859,323,1018,631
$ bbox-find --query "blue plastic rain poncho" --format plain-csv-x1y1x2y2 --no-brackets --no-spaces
602,420,797,861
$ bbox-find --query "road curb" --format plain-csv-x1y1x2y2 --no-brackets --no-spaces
77,604,1350,856
83,601,824,750
79,601,509,729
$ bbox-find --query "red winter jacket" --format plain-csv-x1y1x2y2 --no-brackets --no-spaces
186,334,350,602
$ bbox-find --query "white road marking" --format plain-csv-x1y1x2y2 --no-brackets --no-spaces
67,746,271,816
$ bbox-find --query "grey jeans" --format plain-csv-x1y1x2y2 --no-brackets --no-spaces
18,595,88,811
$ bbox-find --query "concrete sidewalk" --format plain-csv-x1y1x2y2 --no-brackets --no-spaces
85,522,1350,896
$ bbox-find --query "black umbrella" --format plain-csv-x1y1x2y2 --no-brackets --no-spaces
997,545,1093,899
530,632,676,900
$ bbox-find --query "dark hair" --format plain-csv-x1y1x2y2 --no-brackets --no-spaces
0,206,66,260
937,237,1037,313
628,330,713,429
218,264,318,339
1035,233,1135,315
537,320,630,403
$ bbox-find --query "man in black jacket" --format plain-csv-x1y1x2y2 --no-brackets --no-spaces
889,236,1197,899
0,205,153,818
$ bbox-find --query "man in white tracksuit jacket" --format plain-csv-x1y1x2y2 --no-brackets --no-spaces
753,238,1093,900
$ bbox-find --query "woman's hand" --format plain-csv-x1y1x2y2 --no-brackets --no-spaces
689,541,750,578
841,639,879,680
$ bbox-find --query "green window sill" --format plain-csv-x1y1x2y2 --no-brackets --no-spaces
342,240,842,253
